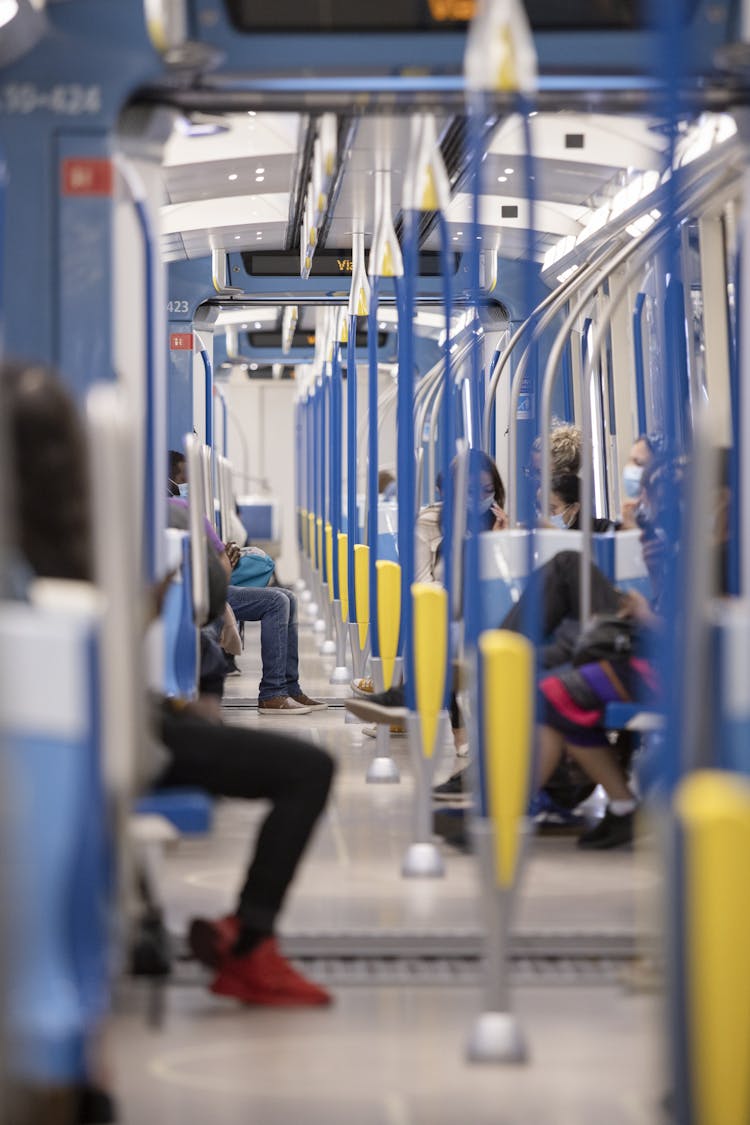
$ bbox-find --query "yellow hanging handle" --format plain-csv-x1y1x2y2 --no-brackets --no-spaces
354,544,370,650
325,524,334,601
316,518,323,578
479,629,534,890
676,770,750,1125
376,560,401,690
338,533,349,622
412,583,448,759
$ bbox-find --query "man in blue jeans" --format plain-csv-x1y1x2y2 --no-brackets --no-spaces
226,580,326,715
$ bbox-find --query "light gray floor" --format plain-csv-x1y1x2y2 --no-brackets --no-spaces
112,618,667,1123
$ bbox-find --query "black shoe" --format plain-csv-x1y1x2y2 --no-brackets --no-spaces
77,1086,118,1123
344,685,407,724
432,808,472,853
577,807,635,850
223,654,241,676
432,768,468,802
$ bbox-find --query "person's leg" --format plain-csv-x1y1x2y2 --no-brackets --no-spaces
536,724,567,788
157,709,335,1001
281,588,301,697
158,711,334,933
227,585,290,701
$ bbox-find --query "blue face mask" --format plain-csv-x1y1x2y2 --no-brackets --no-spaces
548,513,567,530
622,464,643,499
478,494,495,515
178,483,189,499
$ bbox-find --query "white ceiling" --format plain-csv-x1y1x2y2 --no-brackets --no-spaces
159,109,667,266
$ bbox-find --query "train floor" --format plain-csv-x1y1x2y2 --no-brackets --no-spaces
112,618,666,1124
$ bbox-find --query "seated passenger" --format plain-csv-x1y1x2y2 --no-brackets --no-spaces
5,362,336,1019
547,472,613,533
528,420,582,484
414,449,507,584
168,449,187,497
619,434,657,529
168,492,324,714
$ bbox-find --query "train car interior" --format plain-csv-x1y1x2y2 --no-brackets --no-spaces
2,2,750,1123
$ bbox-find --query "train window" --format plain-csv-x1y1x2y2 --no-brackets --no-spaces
224,0,699,33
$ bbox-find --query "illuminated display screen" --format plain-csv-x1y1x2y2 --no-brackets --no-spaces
242,251,455,276
225,1,657,33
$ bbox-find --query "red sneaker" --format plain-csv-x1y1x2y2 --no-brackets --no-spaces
188,915,240,969
210,937,332,1007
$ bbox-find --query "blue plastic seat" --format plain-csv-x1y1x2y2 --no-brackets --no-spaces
135,788,214,835
0,595,108,1085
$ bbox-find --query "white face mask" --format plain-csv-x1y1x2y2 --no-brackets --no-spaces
178,483,189,499
622,464,643,499
478,494,495,514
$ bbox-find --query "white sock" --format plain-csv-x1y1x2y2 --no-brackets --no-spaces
609,796,637,816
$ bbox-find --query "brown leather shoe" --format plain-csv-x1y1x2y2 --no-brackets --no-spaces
291,692,328,711
258,696,312,715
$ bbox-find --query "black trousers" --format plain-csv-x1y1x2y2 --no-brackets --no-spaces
501,550,621,667
157,709,335,933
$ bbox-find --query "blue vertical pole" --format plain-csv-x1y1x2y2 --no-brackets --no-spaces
320,371,328,586
397,217,417,707
330,338,343,599
347,314,358,621
728,252,741,596
368,278,381,658
312,383,320,571
562,334,574,422
464,106,484,653
632,292,648,435
438,212,456,709
201,348,213,450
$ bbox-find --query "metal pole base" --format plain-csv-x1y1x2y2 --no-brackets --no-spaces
306,601,319,619
366,756,400,784
294,578,306,593
401,842,445,878
319,638,337,654
466,1012,527,1065
330,664,350,684
300,589,312,604
313,618,327,634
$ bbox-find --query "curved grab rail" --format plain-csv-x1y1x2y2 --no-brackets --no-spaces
505,253,615,525
538,163,741,536
481,253,604,453
184,434,209,626
542,166,739,622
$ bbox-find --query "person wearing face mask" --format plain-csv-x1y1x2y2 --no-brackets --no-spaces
619,435,656,529
547,473,613,533
168,449,188,498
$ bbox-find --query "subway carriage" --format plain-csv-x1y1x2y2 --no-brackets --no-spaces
1,1,749,1122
